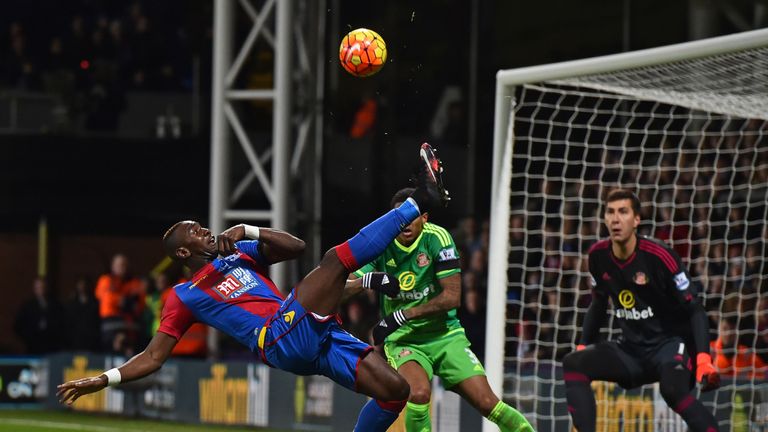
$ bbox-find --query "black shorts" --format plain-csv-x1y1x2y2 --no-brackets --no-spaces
595,337,694,389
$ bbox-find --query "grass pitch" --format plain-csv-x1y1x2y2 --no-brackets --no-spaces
0,409,287,432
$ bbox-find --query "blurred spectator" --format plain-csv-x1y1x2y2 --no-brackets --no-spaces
458,286,486,361
143,272,168,338
64,276,101,352
139,275,160,348
13,277,64,354
0,1,202,133
757,296,768,363
83,61,125,130
94,253,144,354
342,297,373,344
4,22,38,90
450,215,477,255
349,95,377,139
710,318,766,379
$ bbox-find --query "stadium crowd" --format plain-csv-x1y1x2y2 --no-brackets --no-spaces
1,0,202,131
13,252,208,359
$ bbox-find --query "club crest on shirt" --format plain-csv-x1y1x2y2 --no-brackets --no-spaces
633,272,648,285
416,253,430,267
399,349,412,358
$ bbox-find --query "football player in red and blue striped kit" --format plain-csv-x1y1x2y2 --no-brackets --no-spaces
58,144,450,432
563,189,720,432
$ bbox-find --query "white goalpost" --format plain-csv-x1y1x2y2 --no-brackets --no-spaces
486,29,768,432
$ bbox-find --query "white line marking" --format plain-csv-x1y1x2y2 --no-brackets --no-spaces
0,418,144,432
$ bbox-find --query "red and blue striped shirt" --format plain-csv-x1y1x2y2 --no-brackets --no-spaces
158,240,284,352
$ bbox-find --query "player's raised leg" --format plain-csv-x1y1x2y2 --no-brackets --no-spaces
292,144,448,432
294,143,448,316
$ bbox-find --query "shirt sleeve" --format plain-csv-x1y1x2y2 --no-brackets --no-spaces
235,240,270,267
429,226,461,279
581,253,608,345
157,289,197,340
655,244,710,355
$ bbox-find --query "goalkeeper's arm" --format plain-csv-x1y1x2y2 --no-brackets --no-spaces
580,291,608,346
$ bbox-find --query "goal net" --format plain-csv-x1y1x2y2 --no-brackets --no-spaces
485,29,768,432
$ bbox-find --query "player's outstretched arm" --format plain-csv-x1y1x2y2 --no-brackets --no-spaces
217,224,305,263
57,332,177,405
401,273,460,319
372,273,460,345
343,275,365,301
345,272,400,301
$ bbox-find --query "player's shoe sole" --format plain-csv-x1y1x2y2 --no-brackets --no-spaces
419,143,450,206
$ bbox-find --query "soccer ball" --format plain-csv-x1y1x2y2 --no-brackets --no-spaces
339,28,387,77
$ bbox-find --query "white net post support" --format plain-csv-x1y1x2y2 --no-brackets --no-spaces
486,28,768,432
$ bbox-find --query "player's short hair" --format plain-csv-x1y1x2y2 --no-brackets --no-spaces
391,187,415,209
162,221,186,260
605,189,641,215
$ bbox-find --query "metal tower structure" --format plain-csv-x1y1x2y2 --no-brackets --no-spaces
209,0,325,353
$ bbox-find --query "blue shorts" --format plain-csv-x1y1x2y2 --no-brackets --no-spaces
257,291,373,391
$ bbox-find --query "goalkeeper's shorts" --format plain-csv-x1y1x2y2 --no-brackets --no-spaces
257,290,373,391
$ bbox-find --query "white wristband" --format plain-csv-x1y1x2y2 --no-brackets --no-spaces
393,309,408,326
243,224,260,239
104,368,121,386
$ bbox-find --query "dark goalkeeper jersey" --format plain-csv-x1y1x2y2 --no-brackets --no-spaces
583,235,710,355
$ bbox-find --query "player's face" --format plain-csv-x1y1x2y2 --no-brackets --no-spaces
177,221,217,259
604,199,639,244
394,201,427,246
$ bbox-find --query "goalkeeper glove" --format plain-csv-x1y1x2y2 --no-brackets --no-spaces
361,272,400,298
372,310,408,345
695,353,720,392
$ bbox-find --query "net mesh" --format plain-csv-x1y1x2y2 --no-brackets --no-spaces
503,45,768,431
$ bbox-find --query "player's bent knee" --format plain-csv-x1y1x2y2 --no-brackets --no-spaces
474,394,499,416
659,364,691,406
408,385,431,404
659,381,689,407
321,247,339,264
